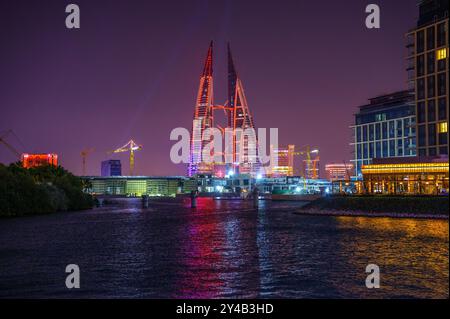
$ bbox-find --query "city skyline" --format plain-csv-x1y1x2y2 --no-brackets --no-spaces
0,0,448,302
0,0,419,176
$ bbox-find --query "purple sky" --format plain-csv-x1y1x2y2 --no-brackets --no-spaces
0,0,418,176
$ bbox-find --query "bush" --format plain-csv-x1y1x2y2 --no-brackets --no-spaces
0,163,93,217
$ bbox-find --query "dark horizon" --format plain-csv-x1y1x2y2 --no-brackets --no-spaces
0,0,419,176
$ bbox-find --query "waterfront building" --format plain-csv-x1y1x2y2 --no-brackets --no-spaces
21,153,58,168
361,156,449,195
83,176,197,197
195,173,253,194
195,174,227,193
406,0,449,157
194,174,329,195
226,174,253,193
325,163,354,182
101,159,122,177
351,90,416,178
255,176,330,195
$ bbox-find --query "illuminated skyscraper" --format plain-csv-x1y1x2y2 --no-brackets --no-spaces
188,42,259,177
227,44,259,176
189,42,214,176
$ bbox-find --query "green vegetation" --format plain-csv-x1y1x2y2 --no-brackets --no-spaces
304,195,449,215
0,163,93,217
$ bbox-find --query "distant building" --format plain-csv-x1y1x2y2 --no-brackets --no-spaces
406,0,449,157
325,163,354,182
255,176,330,195
302,157,320,179
270,145,295,177
21,153,58,168
351,90,416,178
83,176,197,197
101,160,122,177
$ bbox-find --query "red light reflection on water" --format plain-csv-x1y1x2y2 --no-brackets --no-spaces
176,197,225,298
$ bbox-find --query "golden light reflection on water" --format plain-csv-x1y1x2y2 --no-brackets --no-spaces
335,216,449,298
337,216,449,240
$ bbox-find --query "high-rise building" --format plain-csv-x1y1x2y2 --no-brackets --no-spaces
406,0,449,157
270,145,295,177
189,42,214,177
227,44,259,176
101,160,122,177
188,42,259,177
351,90,416,178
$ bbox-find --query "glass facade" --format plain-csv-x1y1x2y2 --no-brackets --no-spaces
351,91,416,178
407,3,449,157
85,176,196,197
361,161,449,195
101,160,122,177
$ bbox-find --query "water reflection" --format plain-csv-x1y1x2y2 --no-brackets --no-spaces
0,199,447,298
334,217,449,298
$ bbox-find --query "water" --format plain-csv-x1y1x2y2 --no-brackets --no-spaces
0,198,448,298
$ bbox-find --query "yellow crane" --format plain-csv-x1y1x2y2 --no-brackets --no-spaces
277,145,319,179
80,148,95,176
109,140,142,176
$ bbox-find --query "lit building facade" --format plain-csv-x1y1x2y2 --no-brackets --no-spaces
270,145,295,177
351,90,416,178
83,176,197,197
101,160,122,177
188,42,259,177
406,0,449,157
189,42,214,177
361,157,449,195
21,153,58,168
325,163,354,182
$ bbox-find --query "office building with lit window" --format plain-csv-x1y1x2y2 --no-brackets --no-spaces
270,145,295,177
325,163,354,182
406,0,449,157
351,90,416,178
83,176,197,197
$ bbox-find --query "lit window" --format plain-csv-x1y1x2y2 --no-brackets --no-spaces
437,48,448,60
438,122,448,133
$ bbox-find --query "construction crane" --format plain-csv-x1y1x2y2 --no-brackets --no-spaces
80,148,95,176
109,140,142,176
276,145,319,179
311,155,320,179
0,130,21,160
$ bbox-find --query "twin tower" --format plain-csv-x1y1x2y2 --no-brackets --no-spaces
188,42,259,177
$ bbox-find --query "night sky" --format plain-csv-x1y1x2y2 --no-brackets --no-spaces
0,0,418,176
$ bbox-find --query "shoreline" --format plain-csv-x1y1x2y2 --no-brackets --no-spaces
293,208,449,220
